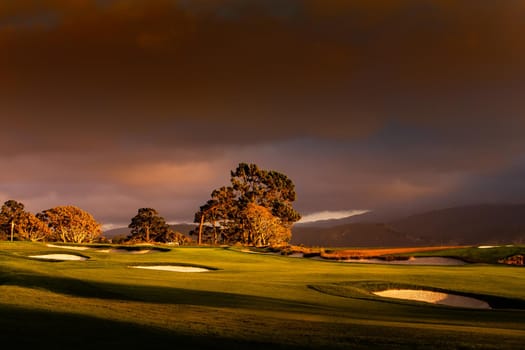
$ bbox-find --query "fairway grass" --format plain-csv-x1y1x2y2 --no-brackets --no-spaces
1,242,524,349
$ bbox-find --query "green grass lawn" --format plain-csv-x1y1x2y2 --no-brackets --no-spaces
1,242,524,349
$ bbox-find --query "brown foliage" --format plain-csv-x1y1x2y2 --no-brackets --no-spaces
320,246,468,259
243,203,291,246
39,205,102,243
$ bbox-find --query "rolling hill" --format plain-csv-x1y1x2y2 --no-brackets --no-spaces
291,203,525,247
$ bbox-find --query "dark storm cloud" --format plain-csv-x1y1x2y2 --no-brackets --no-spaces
1,0,524,224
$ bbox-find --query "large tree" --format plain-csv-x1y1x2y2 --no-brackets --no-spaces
38,205,102,243
0,200,26,240
17,212,52,242
128,208,171,243
193,186,237,245
193,163,300,246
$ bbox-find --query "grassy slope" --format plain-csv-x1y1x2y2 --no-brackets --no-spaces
405,245,525,264
0,242,524,349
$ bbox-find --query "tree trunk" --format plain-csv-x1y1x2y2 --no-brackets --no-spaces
198,214,204,245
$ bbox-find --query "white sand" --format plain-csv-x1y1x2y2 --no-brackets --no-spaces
478,245,498,249
104,248,152,254
30,254,88,261
373,289,491,309
130,265,210,272
46,244,90,251
239,249,279,255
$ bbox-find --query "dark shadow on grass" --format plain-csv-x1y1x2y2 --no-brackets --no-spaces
0,304,312,350
0,267,327,314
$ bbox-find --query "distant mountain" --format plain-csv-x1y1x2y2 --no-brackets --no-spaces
103,227,130,239
290,222,419,247
103,223,197,239
291,203,525,247
295,208,410,228
389,204,525,245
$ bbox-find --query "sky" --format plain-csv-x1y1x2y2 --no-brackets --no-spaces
1,0,524,229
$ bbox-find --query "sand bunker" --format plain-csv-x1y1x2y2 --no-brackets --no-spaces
240,249,279,255
131,265,210,272
108,249,151,254
343,257,467,265
373,289,491,309
30,254,88,261
46,244,90,251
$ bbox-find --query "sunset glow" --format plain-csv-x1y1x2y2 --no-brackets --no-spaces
1,1,523,228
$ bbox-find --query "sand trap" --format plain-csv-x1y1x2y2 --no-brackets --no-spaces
109,249,151,254
30,254,88,261
239,249,279,255
342,257,467,265
131,265,210,272
46,244,90,251
373,289,491,309
478,245,499,249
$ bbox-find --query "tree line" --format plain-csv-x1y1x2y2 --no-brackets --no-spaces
0,163,301,247
0,202,189,245
0,201,103,243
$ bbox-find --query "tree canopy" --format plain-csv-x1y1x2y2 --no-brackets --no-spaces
193,163,300,246
38,205,102,243
0,200,50,241
128,208,171,243
127,208,190,244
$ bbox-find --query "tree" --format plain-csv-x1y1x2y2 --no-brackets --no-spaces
0,200,26,240
243,203,291,246
0,200,51,241
38,206,102,243
127,208,171,243
193,186,237,245
230,163,301,226
193,163,301,246
17,212,52,242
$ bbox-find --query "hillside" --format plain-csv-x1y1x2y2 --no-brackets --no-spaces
290,222,420,247
389,204,525,245
292,203,525,247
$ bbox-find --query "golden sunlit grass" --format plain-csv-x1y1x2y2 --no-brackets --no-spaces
1,241,525,349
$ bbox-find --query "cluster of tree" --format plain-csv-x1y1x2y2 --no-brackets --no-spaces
0,163,301,247
0,200,102,243
192,163,301,246
0,201,192,245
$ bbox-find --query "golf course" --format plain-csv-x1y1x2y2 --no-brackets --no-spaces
1,242,524,349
